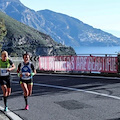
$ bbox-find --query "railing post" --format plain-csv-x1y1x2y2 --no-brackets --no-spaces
90,54,92,73
117,54,120,73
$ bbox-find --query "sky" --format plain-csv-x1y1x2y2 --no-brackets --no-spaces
19,0,120,37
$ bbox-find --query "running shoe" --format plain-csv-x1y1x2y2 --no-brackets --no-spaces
4,106,8,112
25,105,29,110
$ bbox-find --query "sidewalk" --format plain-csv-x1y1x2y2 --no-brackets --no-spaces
0,111,10,120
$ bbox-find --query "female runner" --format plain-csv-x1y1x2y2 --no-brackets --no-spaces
17,52,36,110
0,51,15,111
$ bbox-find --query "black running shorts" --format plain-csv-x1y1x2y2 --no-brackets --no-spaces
0,76,11,88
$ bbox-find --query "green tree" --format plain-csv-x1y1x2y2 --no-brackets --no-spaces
0,19,7,51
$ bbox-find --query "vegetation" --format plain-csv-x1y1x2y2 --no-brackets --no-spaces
0,18,7,51
0,11,76,56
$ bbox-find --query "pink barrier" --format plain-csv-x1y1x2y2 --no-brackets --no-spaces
39,56,118,73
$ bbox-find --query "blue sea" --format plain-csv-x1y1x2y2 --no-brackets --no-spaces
74,46,120,55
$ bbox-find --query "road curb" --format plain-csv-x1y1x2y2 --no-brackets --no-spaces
0,106,23,120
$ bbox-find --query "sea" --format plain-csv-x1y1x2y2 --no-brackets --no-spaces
74,46,120,56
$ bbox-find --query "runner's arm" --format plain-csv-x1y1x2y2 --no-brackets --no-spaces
7,59,16,71
17,63,21,73
31,63,36,76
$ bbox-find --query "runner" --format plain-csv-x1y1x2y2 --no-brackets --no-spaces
17,52,36,110
0,51,15,111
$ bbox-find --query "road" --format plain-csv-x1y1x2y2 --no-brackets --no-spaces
0,74,120,120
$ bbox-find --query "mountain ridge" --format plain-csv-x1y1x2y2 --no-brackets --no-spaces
0,0,120,48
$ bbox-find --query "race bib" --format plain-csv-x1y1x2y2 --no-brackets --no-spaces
22,72,31,80
0,68,9,76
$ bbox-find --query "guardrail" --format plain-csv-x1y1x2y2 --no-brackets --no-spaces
9,54,120,74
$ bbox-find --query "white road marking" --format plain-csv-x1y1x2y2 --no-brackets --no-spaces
12,81,120,100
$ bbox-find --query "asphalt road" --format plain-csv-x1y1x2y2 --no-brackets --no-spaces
1,74,120,120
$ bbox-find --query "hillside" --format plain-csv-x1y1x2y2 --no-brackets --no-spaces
38,10,120,47
1,0,120,48
0,11,76,56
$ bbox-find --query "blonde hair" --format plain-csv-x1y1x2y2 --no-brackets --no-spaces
1,51,9,59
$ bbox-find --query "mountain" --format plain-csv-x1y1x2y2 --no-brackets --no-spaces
1,0,120,47
0,11,76,56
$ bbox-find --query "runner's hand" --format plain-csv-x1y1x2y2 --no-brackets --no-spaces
7,68,12,72
25,72,31,76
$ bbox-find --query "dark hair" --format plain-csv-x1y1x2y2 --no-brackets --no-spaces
22,52,31,58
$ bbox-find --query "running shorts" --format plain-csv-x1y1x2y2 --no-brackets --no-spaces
0,76,11,88
19,78,33,85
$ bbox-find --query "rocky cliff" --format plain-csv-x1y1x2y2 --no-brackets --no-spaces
0,11,76,56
